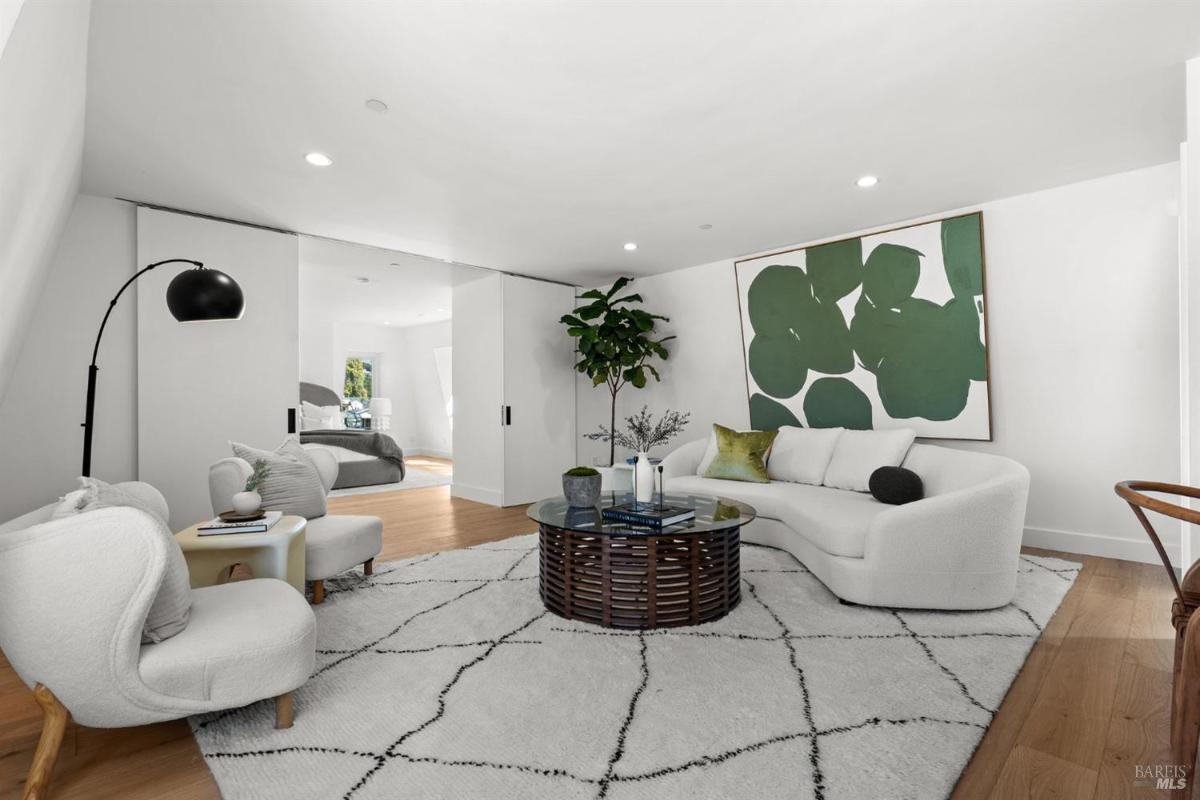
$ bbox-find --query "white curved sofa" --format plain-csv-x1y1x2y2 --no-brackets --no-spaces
661,438,1030,610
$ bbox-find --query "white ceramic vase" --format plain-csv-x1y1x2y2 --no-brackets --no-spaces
231,490,262,515
635,452,655,505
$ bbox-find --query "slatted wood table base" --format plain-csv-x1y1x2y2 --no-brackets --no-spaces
538,524,741,629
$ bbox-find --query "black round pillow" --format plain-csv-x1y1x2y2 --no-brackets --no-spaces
869,466,924,505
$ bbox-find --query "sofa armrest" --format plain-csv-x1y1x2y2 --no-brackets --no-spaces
661,438,708,481
864,467,1030,574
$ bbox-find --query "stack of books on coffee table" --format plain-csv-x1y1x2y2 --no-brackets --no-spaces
601,502,695,529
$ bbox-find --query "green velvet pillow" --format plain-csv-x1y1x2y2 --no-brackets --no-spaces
702,424,778,483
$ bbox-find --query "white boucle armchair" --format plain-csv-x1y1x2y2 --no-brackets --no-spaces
209,448,382,604
661,439,1030,610
0,486,315,800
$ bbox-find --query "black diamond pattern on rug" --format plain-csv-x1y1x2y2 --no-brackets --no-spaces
192,536,1079,800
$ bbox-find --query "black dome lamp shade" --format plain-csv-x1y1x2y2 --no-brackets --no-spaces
166,266,245,321
82,259,245,476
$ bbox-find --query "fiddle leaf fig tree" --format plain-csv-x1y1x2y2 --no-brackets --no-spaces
560,276,675,466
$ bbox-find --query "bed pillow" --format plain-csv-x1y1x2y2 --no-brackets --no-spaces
231,437,327,519
702,424,778,483
767,426,843,485
823,428,916,492
301,401,343,430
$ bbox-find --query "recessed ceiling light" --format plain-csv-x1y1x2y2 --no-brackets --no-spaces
355,276,370,284
435,307,447,313
305,152,333,167
389,262,400,268
365,98,389,113
698,224,713,230
623,242,638,251
383,321,390,325
856,175,879,188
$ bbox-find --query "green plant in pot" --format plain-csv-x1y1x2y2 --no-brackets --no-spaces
560,277,674,467
232,459,270,515
562,466,602,508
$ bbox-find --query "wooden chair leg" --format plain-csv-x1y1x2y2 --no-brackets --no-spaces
1173,614,1200,798
311,579,324,605
275,692,295,729
363,558,374,576
21,684,69,800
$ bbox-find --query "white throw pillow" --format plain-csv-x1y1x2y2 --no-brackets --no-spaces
823,428,916,492
231,437,328,519
767,426,843,485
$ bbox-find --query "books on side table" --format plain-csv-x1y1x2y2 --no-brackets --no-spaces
601,502,695,529
198,511,283,536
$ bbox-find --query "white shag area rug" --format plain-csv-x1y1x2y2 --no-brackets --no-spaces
191,534,1079,800
329,467,451,497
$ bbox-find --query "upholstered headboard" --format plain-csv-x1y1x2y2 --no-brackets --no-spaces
300,382,341,407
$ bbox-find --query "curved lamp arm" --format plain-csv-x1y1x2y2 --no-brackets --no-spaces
89,259,202,367
81,259,203,477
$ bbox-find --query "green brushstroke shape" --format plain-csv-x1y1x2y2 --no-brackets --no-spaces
749,392,802,431
806,238,863,303
863,244,922,309
803,377,873,430
941,214,983,297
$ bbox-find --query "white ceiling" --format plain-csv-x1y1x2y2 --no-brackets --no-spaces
300,236,486,329
84,0,1200,286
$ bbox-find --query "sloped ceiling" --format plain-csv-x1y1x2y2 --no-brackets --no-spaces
0,0,91,403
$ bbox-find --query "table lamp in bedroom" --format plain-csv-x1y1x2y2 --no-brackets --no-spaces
369,398,393,431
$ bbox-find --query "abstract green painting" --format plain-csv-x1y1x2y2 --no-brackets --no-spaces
736,212,991,440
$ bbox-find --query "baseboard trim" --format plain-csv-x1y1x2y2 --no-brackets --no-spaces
1023,525,1178,566
450,483,502,507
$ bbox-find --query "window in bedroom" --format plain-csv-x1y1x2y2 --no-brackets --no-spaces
344,354,376,428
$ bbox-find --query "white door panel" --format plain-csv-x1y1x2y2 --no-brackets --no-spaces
137,208,299,528
502,275,575,505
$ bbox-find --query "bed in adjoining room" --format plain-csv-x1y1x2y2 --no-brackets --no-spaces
298,382,406,489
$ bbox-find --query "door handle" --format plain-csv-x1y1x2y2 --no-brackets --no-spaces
500,405,511,426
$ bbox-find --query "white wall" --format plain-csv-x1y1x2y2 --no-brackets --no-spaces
1184,59,1200,568
137,208,300,529
0,0,91,405
578,163,1182,564
0,195,136,522
327,320,452,457
401,320,453,457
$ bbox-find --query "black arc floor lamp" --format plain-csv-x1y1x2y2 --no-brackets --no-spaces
82,259,245,476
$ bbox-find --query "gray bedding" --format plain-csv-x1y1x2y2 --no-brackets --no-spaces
298,383,407,489
301,429,406,472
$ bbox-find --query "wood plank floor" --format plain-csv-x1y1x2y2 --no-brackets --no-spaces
0,475,1179,799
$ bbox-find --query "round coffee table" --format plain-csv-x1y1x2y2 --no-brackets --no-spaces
527,493,756,629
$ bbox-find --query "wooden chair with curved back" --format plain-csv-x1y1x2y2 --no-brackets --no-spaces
1116,480,1200,796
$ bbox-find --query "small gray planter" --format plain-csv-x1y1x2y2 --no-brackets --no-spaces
562,473,602,507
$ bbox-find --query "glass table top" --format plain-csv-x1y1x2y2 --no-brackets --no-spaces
526,492,757,536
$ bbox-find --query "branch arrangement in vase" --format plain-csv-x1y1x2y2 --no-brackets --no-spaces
585,406,691,456
561,277,675,466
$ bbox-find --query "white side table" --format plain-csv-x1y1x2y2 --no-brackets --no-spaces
175,515,307,594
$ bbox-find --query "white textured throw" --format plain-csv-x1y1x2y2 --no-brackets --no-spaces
192,534,1078,799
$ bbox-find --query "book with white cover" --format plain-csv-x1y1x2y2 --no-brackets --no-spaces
198,511,283,536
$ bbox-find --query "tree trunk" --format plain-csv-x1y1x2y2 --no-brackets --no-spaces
609,387,617,467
